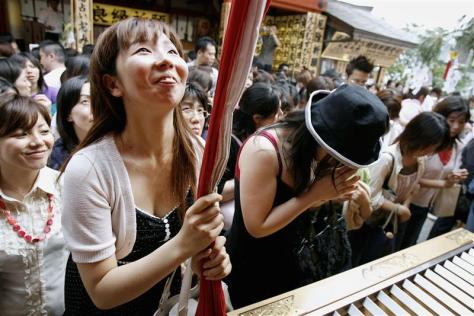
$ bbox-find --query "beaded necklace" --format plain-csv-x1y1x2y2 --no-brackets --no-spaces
0,193,54,243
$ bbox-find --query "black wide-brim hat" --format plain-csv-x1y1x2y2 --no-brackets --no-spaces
305,84,389,168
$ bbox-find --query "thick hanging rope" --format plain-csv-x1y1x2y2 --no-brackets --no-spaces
177,1,270,315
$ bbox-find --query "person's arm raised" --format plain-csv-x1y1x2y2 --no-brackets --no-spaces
239,136,358,238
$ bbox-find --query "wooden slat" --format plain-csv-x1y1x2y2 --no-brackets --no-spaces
461,252,474,266
229,230,473,316
413,274,474,316
444,260,474,285
453,256,474,275
347,304,364,316
377,291,409,315
390,284,433,316
434,264,474,297
402,279,454,316
424,269,474,309
362,297,388,316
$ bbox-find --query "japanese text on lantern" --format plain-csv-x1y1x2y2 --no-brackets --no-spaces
92,3,170,26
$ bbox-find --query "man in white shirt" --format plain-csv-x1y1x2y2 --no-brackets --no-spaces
39,40,66,91
187,37,218,96
38,0,64,41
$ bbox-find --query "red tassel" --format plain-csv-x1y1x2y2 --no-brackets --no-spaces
195,278,227,315
443,60,452,80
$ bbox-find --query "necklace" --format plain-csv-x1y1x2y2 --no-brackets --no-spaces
0,193,54,243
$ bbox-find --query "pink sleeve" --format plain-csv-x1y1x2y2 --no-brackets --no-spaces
61,152,116,263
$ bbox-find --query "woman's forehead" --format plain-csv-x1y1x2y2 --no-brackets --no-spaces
118,20,171,49
447,111,467,120
181,97,205,108
117,35,175,63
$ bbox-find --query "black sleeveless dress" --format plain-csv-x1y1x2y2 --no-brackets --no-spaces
64,208,182,315
224,131,313,309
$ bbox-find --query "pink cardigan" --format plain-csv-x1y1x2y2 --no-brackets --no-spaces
62,135,203,263
62,135,136,263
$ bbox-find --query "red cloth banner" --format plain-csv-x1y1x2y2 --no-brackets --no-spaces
443,60,452,80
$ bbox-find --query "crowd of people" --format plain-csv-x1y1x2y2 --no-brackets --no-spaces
0,17,474,315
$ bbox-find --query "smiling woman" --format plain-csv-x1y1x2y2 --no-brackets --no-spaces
0,91,69,315
60,18,231,314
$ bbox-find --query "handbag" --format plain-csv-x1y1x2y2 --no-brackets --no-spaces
371,151,423,235
432,184,461,217
154,260,233,316
367,152,399,234
294,202,351,286
343,181,371,230
154,267,199,316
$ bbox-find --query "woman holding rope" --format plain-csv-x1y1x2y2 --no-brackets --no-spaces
61,18,231,314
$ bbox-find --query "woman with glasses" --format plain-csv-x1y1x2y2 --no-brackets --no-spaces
225,84,389,308
179,82,210,137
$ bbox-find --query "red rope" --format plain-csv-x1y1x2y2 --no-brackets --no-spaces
195,0,270,314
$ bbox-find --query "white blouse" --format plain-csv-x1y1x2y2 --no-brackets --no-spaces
412,141,463,208
382,119,404,149
0,167,69,316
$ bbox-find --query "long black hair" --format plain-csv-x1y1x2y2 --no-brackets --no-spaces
269,110,346,196
56,76,88,151
275,110,320,194
0,58,22,85
397,112,450,155
60,55,90,83
233,82,281,141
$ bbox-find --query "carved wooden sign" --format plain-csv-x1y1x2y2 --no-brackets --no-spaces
322,31,405,68
92,3,169,26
